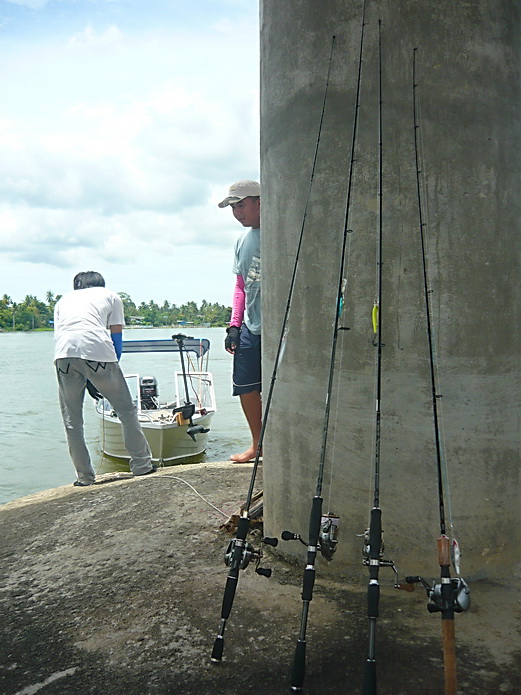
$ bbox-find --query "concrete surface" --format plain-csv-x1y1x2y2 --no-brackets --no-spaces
1,463,519,695
260,0,521,577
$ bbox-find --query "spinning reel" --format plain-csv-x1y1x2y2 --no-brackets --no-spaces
405,575,471,613
361,526,400,584
282,513,340,561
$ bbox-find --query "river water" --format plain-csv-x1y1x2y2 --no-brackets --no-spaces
0,327,250,506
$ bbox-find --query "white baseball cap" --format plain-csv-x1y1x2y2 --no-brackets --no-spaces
218,180,261,208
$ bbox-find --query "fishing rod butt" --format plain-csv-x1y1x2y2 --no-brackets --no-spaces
290,639,306,692
211,634,224,663
441,618,457,695
362,659,376,695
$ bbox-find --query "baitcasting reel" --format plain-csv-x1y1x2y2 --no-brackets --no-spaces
282,513,340,561
405,575,471,613
224,535,278,578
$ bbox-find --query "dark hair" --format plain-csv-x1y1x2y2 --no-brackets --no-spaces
73,271,106,290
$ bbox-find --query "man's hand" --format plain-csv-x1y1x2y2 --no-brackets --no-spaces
225,325,240,354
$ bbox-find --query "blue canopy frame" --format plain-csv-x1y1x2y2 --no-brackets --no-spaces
122,337,210,357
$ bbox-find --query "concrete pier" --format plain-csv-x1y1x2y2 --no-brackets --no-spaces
260,0,520,579
0,466,519,694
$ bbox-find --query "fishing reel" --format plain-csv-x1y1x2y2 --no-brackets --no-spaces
361,527,400,583
282,513,340,561
405,575,471,613
224,535,278,578
319,513,339,560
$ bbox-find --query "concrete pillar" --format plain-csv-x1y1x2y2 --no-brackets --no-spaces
260,0,520,580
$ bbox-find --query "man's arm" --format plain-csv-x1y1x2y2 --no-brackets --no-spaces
230,275,246,327
109,324,123,361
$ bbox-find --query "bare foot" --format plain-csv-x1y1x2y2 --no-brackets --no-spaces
230,446,261,463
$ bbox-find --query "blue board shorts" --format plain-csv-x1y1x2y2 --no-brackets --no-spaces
233,323,261,396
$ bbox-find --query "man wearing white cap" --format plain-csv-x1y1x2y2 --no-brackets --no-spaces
219,180,262,463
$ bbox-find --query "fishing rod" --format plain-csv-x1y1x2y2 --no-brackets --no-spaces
171,334,210,442
211,34,338,664
403,48,470,695
361,20,401,695
282,4,368,691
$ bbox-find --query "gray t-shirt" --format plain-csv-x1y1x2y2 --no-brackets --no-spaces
233,227,261,335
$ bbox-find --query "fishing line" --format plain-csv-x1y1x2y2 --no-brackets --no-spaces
283,4,368,691
404,47,470,695
210,34,338,664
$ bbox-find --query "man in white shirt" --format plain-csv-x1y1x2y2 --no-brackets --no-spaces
54,271,156,485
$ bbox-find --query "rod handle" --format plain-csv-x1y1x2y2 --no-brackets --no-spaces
290,639,306,692
368,508,382,560
308,496,323,546
362,660,376,695
220,570,239,620
437,535,451,567
442,617,457,695
367,582,380,619
211,635,224,662
301,565,316,602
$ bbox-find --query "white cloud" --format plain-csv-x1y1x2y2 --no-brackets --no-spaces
67,23,123,48
0,1,260,305
4,0,49,8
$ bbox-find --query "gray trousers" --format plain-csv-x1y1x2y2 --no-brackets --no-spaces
56,358,152,483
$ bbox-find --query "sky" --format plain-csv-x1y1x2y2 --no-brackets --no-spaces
0,0,260,307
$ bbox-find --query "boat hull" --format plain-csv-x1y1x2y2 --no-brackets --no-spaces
98,409,214,464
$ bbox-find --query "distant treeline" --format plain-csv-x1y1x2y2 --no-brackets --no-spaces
0,292,231,331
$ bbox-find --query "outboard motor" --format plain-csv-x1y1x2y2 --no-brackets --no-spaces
139,376,158,410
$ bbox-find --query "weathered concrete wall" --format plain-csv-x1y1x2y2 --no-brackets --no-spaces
260,0,520,580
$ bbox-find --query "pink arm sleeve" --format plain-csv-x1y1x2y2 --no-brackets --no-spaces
230,275,246,327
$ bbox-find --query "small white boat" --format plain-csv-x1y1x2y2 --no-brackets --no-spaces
96,334,216,464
